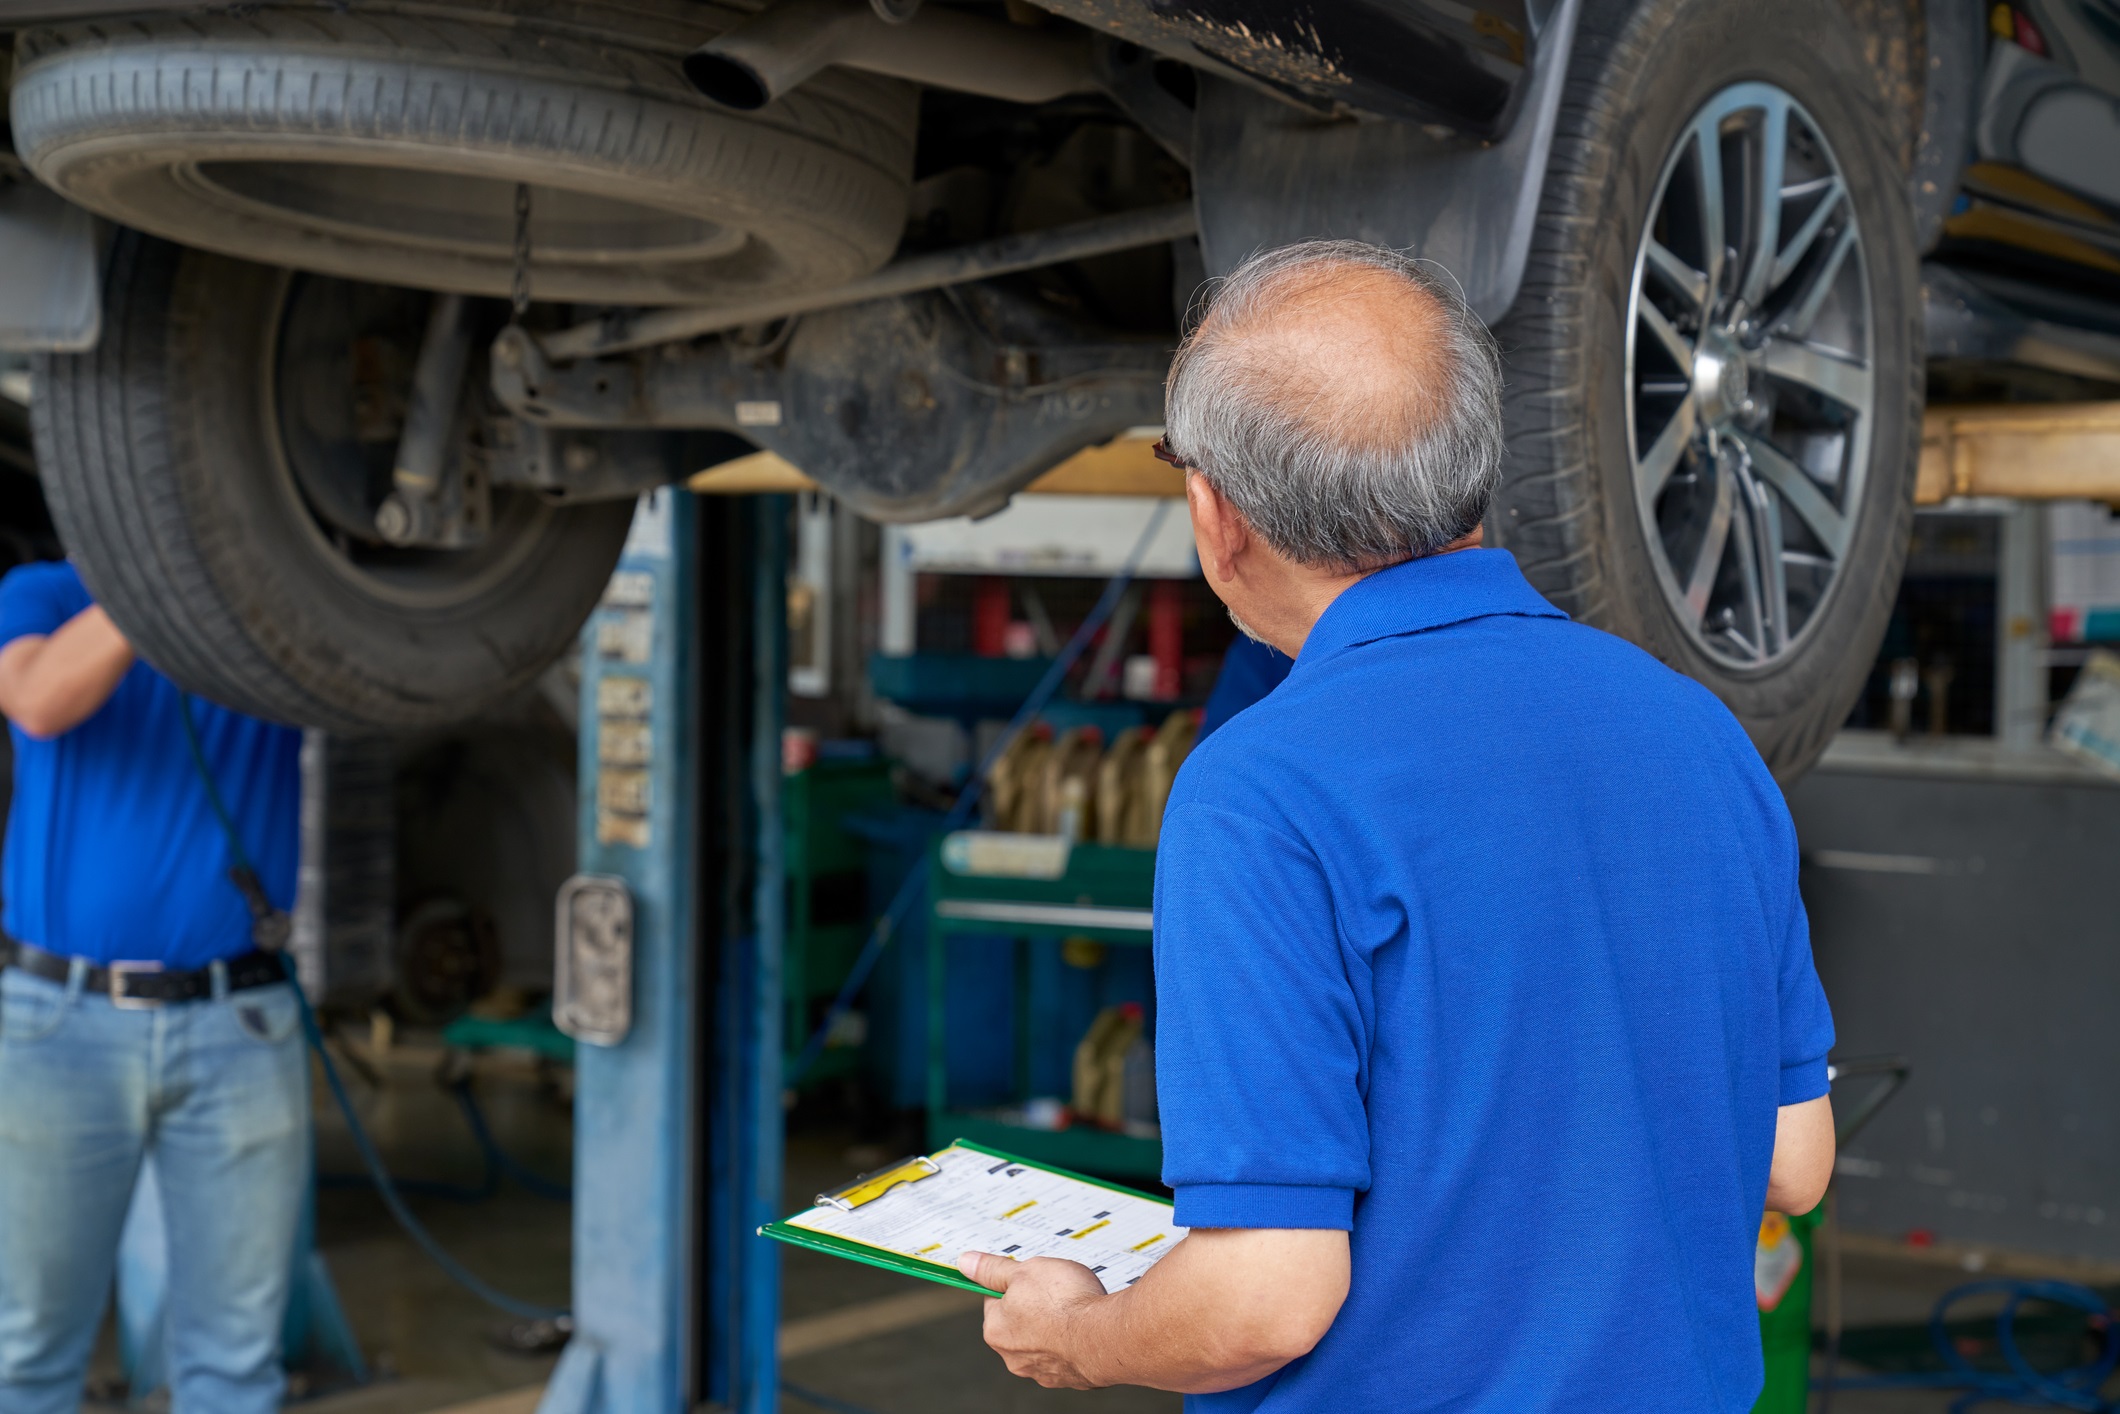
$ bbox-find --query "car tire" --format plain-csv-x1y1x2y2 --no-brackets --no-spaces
9,0,917,305
1492,0,1923,779
34,230,635,730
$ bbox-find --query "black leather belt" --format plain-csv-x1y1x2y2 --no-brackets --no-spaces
3,942,290,1008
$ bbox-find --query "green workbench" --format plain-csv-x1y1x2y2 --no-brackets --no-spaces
926,835,1161,1178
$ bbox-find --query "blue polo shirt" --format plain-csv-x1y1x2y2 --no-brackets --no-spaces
1153,547,1833,1413
0,561,300,968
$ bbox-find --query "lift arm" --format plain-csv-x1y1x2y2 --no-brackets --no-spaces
1918,401,2120,504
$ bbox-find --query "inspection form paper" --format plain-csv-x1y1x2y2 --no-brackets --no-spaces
766,1141,1187,1295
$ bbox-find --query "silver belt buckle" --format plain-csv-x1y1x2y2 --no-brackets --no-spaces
107,960,165,1009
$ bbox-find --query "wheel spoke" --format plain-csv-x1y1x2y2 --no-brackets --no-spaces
1734,429,1849,558
1640,297,1695,371
1685,454,1736,621
1776,223,1857,339
1693,118,1728,299
1739,97,1790,308
1762,338,1870,414
1744,471,1790,653
1636,399,1698,502
1646,239,1709,313
1728,500,1767,660
1768,177,1845,291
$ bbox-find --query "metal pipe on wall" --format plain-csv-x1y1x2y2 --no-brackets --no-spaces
1995,502,2050,752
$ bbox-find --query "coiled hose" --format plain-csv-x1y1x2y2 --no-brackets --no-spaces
1825,1278,2120,1412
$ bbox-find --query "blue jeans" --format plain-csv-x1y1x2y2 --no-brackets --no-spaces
0,964,310,1414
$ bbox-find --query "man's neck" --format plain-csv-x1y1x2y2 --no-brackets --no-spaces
1247,533,1485,658
1243,566,1371,659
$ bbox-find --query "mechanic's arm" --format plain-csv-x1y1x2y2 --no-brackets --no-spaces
0,605,135,738
1765,1094,1835,1215
958,1225,1349,1393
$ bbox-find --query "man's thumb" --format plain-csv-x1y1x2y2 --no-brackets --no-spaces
957,1250,1011,1293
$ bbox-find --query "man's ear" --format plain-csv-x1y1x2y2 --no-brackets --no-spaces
1185,472,1247,584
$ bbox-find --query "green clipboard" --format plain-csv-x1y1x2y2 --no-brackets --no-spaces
758,1138,1172,1295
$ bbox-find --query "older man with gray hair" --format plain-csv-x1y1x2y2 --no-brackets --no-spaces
956,240,1838,1410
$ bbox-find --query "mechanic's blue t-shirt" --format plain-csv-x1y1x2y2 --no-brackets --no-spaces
0,561,300,968
1154,548,1834,1413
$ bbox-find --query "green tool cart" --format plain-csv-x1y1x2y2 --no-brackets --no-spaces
926,834,1161,1179
441,1009,577,1067
785,756,898,1084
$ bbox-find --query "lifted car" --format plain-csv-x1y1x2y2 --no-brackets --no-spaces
0,0,2113,773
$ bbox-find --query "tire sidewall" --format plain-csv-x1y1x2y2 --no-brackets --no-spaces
11,2,918,305
1541,0,1923,771
55,234,633,729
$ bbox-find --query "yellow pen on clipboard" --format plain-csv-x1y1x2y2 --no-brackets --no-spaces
760,1140,1185,1296
814,1154,944,1212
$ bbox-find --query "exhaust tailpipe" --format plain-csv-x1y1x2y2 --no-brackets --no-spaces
683,0,1093,111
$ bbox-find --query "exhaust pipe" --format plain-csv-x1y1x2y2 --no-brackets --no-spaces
682,0,1094,111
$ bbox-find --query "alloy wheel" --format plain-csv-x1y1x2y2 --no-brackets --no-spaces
1627,82,1874,669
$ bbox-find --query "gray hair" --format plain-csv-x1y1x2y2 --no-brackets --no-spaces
1163,239,1504,571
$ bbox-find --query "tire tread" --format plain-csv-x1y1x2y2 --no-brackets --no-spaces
1491,0,1923,779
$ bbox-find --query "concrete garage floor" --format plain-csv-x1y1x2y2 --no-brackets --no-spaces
307,1040,574,1410
78,1045,2120,1412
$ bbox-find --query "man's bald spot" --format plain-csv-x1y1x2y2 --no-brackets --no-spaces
1194,260,1459,456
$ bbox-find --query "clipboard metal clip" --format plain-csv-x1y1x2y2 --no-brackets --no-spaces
816,1154,942,1212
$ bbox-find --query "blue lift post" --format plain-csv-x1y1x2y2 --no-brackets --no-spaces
712,495,787,1413
542,490,787,1414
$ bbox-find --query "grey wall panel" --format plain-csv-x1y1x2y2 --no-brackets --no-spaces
1787,755,2120,1263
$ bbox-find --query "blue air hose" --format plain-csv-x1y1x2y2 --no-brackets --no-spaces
287,964,571,1322
449,1079,574,1202
317,1076,572,1205
1825,1278,2120,1412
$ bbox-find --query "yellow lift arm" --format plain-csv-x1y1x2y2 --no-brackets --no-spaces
1919,402,2120,505
694,406,2120,507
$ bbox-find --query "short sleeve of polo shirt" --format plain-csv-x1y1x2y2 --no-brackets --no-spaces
1778,880,1836,1106
0,563,81,649
1154,801,1368,1231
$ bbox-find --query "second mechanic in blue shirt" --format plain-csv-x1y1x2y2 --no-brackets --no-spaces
956,242,1837,1410
0,559,305,1414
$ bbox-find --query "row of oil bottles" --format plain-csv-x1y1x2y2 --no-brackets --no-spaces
983,709,1200,848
